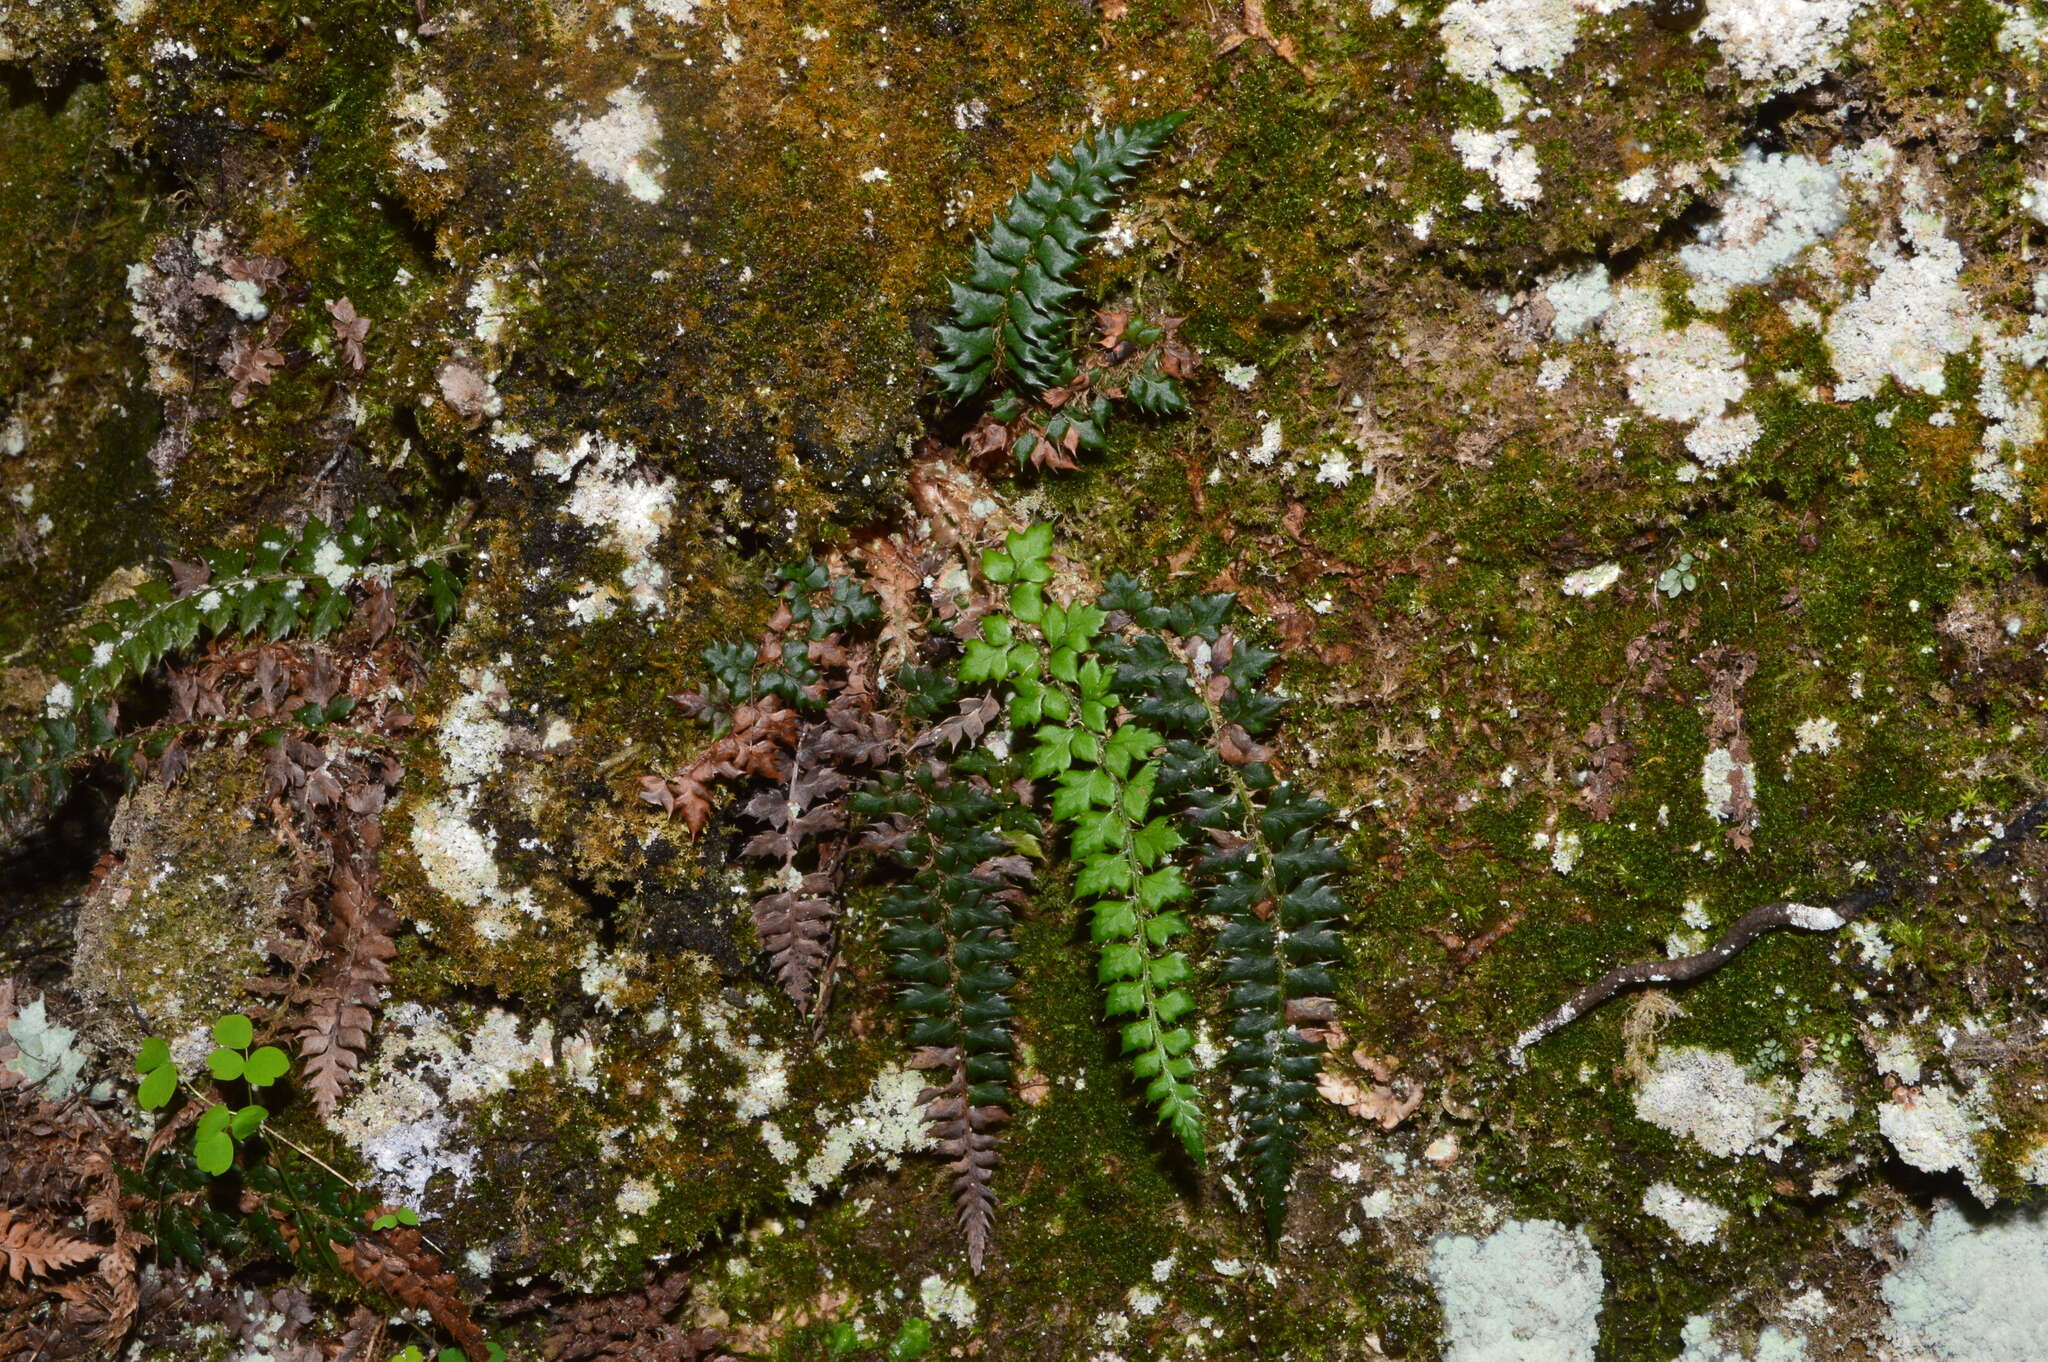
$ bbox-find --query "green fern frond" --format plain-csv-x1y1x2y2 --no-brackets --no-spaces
962,526,1207,1161
932,114,1188,402
1097,572,1347,1236
697,559,880,721
0,510,462,824
857,751,1026,1272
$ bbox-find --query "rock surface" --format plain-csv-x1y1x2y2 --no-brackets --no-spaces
5,0,2048,1357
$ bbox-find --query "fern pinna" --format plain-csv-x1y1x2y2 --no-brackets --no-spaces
932,114,1188,405
1096,575,1347,1235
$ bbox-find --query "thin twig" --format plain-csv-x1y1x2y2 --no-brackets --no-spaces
1510,792,2048,1067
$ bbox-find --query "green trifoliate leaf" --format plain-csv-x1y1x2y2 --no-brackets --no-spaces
211,1013,253,1050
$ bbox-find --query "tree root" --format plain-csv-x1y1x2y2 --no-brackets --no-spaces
1510,792,2048,1067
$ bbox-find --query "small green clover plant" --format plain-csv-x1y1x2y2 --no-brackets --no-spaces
389,1346,505,1362
136,1013,288,1175
371,1207,421,1231
135,1035,177,1109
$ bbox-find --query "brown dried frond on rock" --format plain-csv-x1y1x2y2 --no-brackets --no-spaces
0,1080,151,1353
251,741,404,1115
1316,1052,1425,1131
641,564,893,1017
910,1047,1009,1273
543,1269,732,1362
0,1207,100,1282
162,603,424,1116
223,331,286,407
959,310,1197,475
327,297,370,371
262,1206,490,1361
637,700,797,835
742,678,895,1012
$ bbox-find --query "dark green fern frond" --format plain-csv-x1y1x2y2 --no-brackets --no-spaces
856,749,1028,1273
691,560,880,727
1201,781,1345,1238
0,509,462,825
1097,574,1348,1237
932,113,1188,402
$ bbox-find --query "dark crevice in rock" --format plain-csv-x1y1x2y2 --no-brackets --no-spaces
0,772,120,988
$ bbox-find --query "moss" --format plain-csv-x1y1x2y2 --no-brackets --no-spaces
0,76,164,659
13,0,2048,1350
68,747,292,1035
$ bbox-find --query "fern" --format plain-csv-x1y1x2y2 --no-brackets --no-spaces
0,1205,100,1281
645,560,891,1014
932,114,1188,403
960,526,1206,1160
0,509,461,824
1098,575,1344,1236
643,525,1352,1260
855,738,1028,1272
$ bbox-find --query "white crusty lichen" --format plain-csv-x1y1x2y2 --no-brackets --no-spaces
1680,148,1844,312
1674,1315,1811,1362
1879,1082,1995,1203
1436,0,1581,89
1694,0,1872,88
786,1064,928,1204
1547,264,1613,340
543,433,678,616
2,995,90,1099
919,1274,978,1329
678,987,791,1126
551,84,667,203
435,671,512,788
1429,1218,1604,1362
391,80,451,172
1792,716,1841,756
1601,285,1758,470
1701,745,1757,827
1883,1203,2048,1361
1642,1182,1730,1245
1634,1046,1789,1158
332,1004,555,1202
1560,563,1621,597
1794,1068,1853,1136
1825,207,1976,402
407,795,542,942
1451,126,1543,207
615,1175,660,1216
